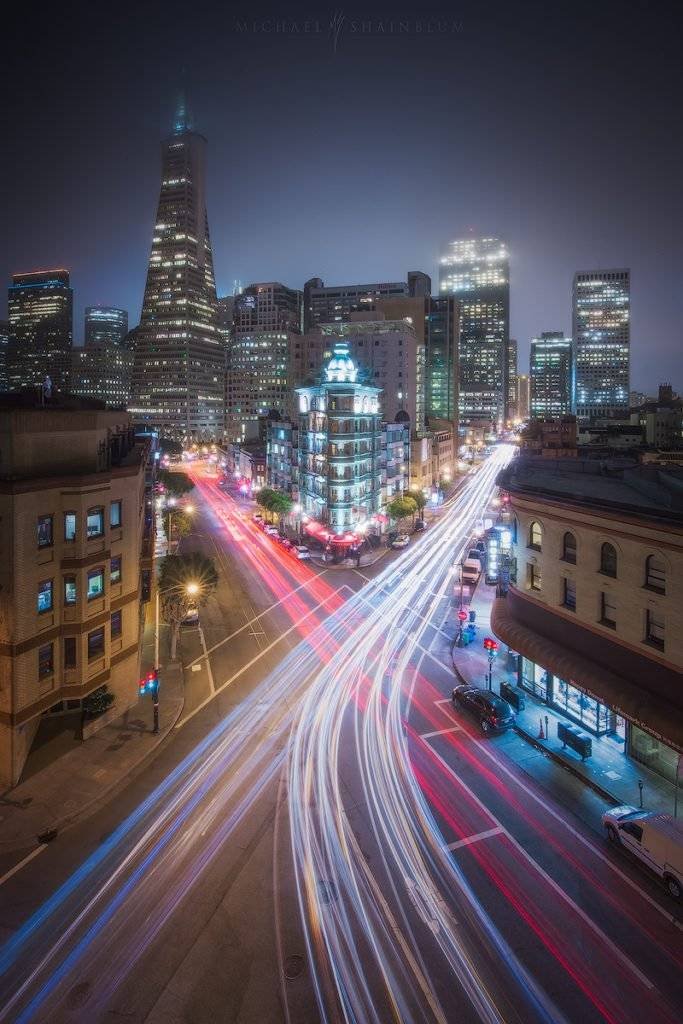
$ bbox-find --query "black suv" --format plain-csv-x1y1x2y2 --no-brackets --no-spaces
451,685,516,734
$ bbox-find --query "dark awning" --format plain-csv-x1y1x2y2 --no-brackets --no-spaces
492,600,683,752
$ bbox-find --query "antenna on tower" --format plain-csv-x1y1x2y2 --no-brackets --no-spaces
173,71,192,134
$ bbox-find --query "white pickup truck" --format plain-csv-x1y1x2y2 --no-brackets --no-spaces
602,806,683,899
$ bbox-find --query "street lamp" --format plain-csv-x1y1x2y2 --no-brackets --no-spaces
186,581,200,597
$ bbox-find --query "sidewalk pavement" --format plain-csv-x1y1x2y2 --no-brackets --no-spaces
0,661,185,853
451,581,677,817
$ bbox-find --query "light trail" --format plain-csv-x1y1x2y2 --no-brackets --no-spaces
0,449,677,1022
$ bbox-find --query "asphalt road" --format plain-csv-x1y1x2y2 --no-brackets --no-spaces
0,455,680,1023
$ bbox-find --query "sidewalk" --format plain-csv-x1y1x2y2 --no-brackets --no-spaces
451,581,677,817
0,660,185,854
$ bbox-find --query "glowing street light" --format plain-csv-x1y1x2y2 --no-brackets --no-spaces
186,581,200,597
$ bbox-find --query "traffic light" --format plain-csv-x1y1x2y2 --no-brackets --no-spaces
483,637,499,654
457,608,468,623
139,669,159,696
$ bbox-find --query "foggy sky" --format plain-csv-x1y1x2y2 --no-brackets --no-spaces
2,1,681,391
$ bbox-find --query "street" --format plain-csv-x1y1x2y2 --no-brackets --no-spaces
0,449,681,1023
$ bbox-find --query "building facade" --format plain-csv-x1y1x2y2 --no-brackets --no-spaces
506,338,518,422
303,272,430,332
226,282,302,441
0,400,153,788
424,295,460,425
130,104,223,441
293,317,424,433
295,343,383,534
7,269,73,394
85,306,128,348
573,269,630,421
439,237,509,423
493,456,683,783
71,341,133,408
516,374,530,421
0,320,8,391
530,332,574,418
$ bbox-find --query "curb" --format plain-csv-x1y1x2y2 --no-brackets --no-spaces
450,649,620,807
0,671,186,854
512,725,620,805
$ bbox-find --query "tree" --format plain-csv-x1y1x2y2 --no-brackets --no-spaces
158,553,219,659
158,469,194,499
387,495,417,525
255,487,293,523
406,489,427,522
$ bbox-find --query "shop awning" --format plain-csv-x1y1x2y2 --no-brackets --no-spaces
492,600,683,751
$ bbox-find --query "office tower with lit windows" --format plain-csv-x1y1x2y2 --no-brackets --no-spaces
7,269,73,393
303,272,431,332
439,237,509,422
424,295,460,424
71,342,133,408
516,374,530,421
85,306,128,348
573,269,630,420
506,338,518,421
130,100,223,440
226,282,302,440
0,320,8,391
530,332,574,418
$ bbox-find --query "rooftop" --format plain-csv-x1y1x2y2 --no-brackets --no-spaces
497,455,683,524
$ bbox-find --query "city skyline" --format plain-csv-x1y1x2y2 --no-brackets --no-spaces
2,3,680,393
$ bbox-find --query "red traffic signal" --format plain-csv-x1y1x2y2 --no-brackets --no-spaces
457,609,468,622
483,637,499,652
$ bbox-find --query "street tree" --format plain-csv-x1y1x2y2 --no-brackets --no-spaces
255,487,293,523
406,489,427,522
158,553,218,659
158,469,195,499
387,495,417,526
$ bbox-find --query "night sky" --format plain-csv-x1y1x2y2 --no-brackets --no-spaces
2,1,681,390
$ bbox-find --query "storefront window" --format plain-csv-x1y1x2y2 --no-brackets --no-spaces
629,726,679,783
553,679,606,734
521,658,549,699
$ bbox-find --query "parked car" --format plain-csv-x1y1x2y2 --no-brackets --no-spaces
294,545,311,559
264,525,279,536
182,604,199,625
391,535,411,549
277,537,294,550
461,557,482,584
467,549,484,567
413,520,427,532
602,806,683,899
451,685,516,734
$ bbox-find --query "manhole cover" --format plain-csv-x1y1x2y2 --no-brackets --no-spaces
284,955,304,980
66,981,91,1009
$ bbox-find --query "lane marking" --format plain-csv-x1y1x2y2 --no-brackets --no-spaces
447,827,504,851
422,738,657,991
176,587,349,728
0,845,47,888
183,570,333,669
431,699,683,931
420,726,462,740
197,625,215,694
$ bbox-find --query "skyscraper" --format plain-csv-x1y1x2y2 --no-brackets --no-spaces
439,237,509,423
85,306,128,347
303,272,431,332
130,100,223,440
7,269,73,393
424,295,460,424
506,338,518,421
516,374,530,421
530,332,574,418
572,269,630,420
0,320,8,391
226,282,302,440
